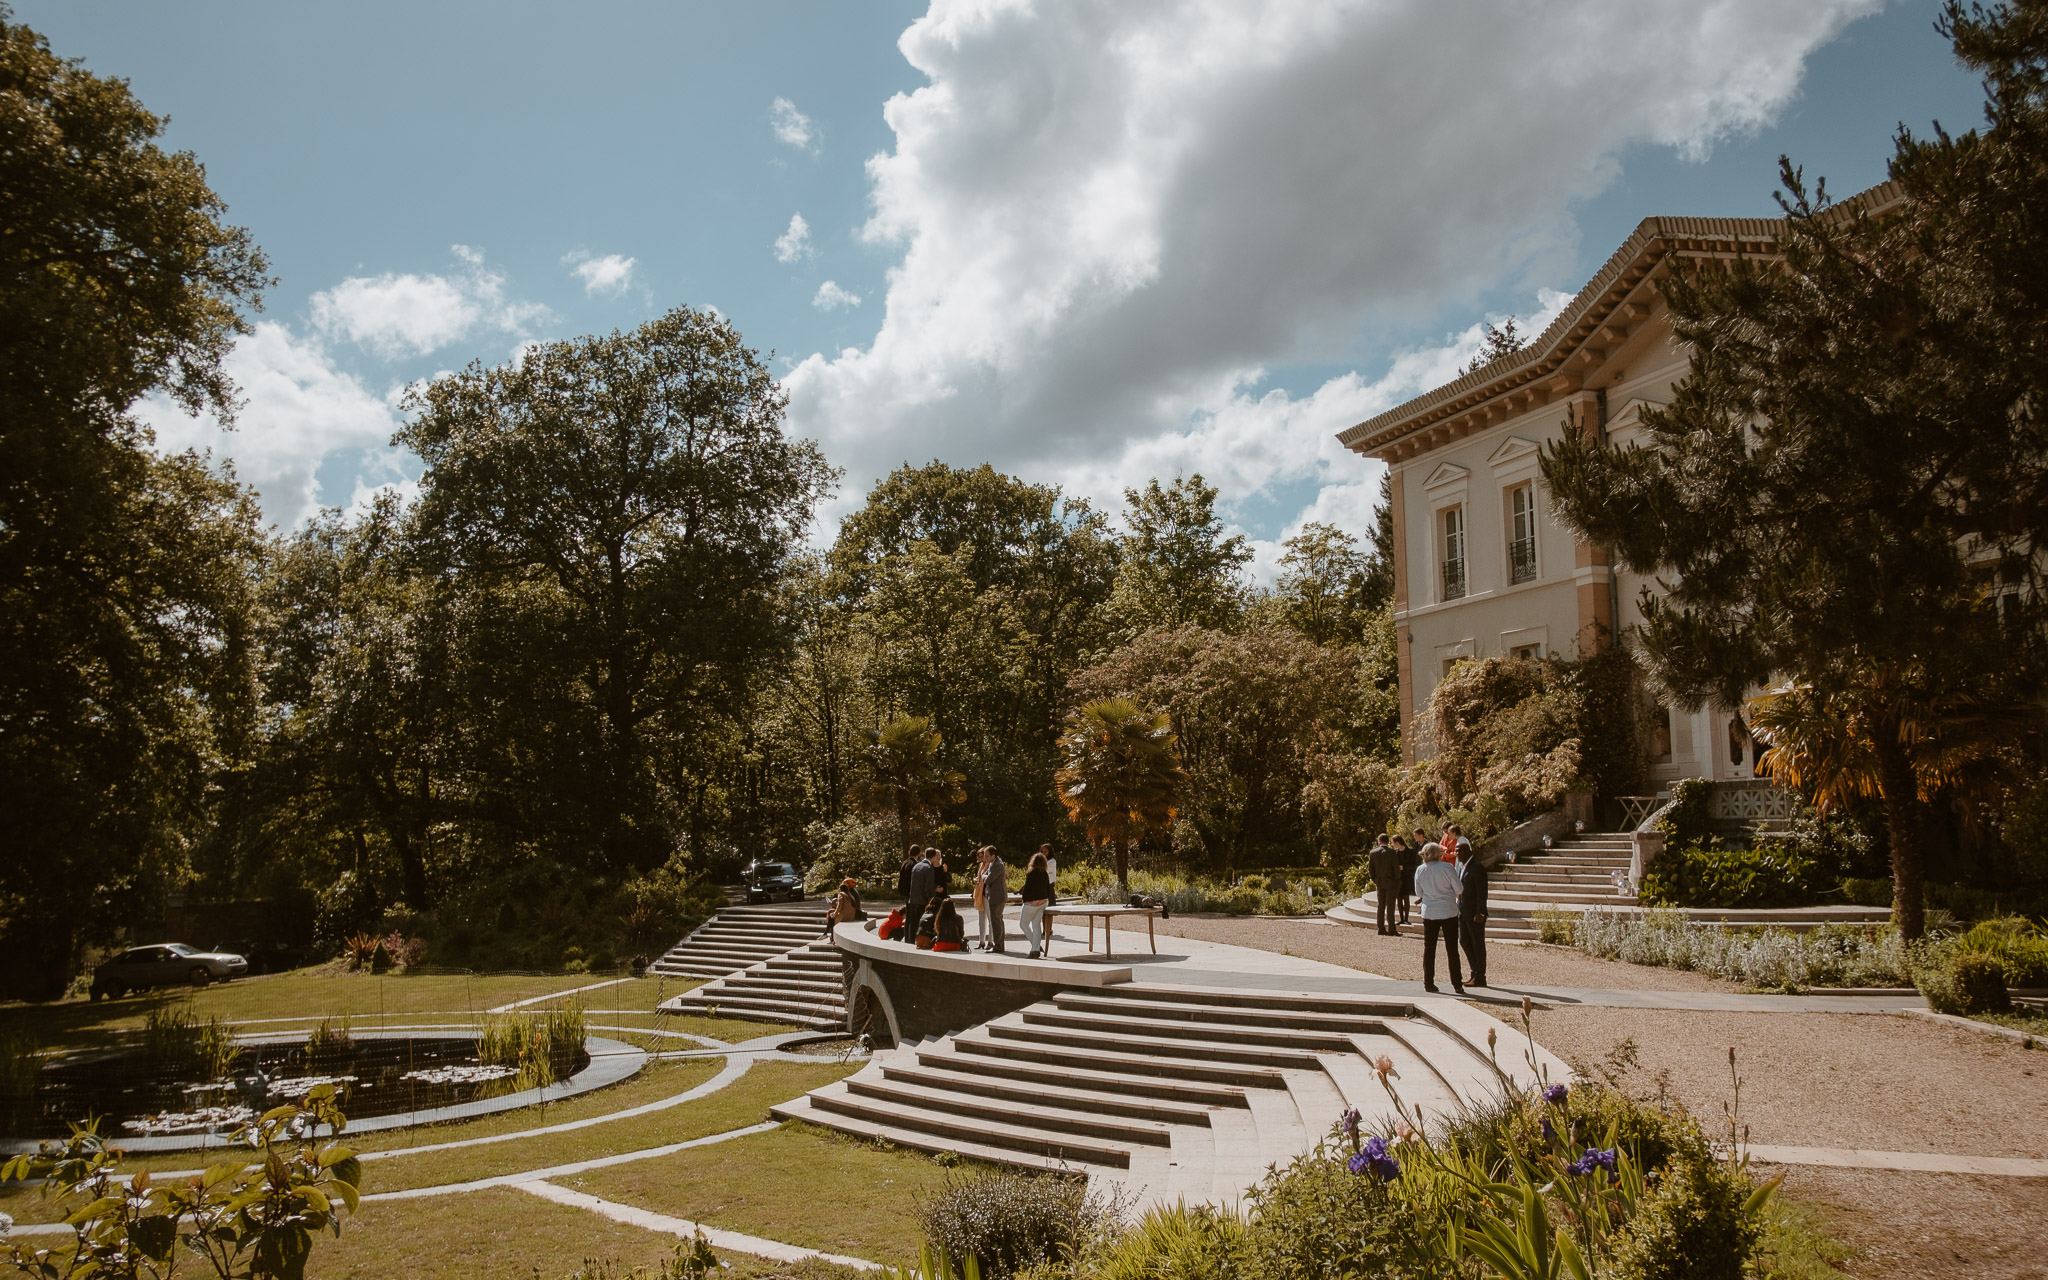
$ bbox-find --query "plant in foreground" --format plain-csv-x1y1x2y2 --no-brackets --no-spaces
2,1087,361,1280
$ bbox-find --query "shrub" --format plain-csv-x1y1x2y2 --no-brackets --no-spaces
914,1169,1118,1279
0,1031,42,1131
1535,904,1578,945
1607,1143,1760,1280
557,1233,722,1279
1656,777,1714,849
1083,1204,1252,1280
1951,915,2048,986
1916,948,2013,1015
1572,911,1908,988
305,1017,355,1066
1244,1140,1443,1279
1639,843,1819,909
1838,876,1891,908
383,931,428,969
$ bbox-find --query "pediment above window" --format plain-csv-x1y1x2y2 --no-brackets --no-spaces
1421,461,1470,492
1607,398,1668,433
1486,437,1543,470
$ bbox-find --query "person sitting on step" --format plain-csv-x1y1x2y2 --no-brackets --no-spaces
928,896,967,952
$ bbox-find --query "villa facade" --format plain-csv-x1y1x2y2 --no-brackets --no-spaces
1339,184,1902,786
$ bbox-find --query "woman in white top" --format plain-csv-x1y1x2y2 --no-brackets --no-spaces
1411,842,1466,995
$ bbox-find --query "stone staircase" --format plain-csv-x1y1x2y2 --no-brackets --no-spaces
771,984,1534,1209
648,904,825,980
1328,834,1889,940
662,939,847,1031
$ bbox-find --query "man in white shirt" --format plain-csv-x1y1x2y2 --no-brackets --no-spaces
1411,842,1466,995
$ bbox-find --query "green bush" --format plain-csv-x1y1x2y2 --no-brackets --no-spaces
1655,777,1714,850
1838,876,1892,907
1952,915,2048,986
1607,1144,1760,1280
1640,842,1819,909
914,1169,1116,1279
1243,1145,1442,1279
1917,946,2013,1015
1083,1205,1251,1280
1535,904,1578,945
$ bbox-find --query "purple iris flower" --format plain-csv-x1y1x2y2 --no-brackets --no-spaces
1340,1108,1360,1141
1348,1135,1400,1181
1540,1117,1556,1143
1542,1084,1569,1105
1568,1147,1618,1176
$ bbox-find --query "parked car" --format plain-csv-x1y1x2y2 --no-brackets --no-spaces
741,861,804,903
90,943,248,998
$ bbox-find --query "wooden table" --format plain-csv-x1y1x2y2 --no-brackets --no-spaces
1041,904,1163,957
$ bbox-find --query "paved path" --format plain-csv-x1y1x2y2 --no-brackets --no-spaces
1747,1144,2048,1178
1018,923,1926,1013
517,1180,883,1272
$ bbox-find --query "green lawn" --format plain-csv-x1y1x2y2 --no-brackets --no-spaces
299,1185,865,1280
564,1121,984,1266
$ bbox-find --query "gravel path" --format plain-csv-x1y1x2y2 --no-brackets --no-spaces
1154,915,1741,992
1780,1168,2048,1279
1497,1007,2048,1160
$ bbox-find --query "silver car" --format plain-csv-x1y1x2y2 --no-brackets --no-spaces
90,943,248,999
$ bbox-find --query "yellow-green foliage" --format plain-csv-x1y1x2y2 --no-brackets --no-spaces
141,1005,237,1079
476,1002,587,1085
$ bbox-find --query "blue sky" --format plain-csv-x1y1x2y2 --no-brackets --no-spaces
19,1,1985,570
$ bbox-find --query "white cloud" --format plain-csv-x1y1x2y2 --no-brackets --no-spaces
785,0,1877,546
813,280,863,310
771,96,818,151
564,251,637,297
134,321,406,529
774,213,814,264
310,245,551,358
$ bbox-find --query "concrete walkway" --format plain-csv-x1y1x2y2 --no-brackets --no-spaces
1015,919,1926,1014
516,1180,883,1272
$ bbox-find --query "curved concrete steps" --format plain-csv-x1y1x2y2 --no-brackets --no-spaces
661,939,846,1031
649,904,827,979
772,983,1554,1209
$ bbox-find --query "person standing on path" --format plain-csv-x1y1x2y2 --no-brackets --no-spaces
1413,842,1464,994
1394,835,1419,926
1368,835,1402,935
1454,832,1489,987
1040,843,1058,898
904,848,939,946
981,846,1009,953
972,847,991,949
1019,850,1053,959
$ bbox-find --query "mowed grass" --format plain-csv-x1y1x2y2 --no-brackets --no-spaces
301,1185,862,1280
0,969,640,1053
357,1059,859,1192
563,1121,980,1265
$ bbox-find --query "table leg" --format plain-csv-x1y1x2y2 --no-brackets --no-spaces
1148,914,1157,954
1105,914,1114,958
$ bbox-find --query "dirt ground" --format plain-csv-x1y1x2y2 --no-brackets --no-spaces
1489,1006,2048,1159
1161,914,2048,1275
1155,913,1743,992
1783,1168,2048,1279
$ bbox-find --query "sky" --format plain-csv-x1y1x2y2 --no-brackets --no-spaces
18,0,1989,576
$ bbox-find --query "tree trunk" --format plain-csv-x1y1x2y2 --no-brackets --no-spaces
1115,832,1131,894
1870,728,1926,940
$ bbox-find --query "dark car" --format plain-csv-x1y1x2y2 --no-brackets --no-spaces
90,943,248,999
741,861,804,904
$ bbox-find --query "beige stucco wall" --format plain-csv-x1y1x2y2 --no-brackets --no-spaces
1390,312,1759,783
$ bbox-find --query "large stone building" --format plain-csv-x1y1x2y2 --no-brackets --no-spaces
1339,184,1900,789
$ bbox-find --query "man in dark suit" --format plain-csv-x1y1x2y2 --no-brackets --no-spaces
1367,835,1402,935
904,848,938,945
1453,831,1488,986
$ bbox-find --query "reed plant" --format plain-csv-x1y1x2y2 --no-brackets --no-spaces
142,1005,239,1079
305,1016,355,1066
475,1002,587,1087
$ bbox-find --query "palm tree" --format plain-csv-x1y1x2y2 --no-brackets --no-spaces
1746,667,2039,939
850,715,966,860
1055,697,1186,892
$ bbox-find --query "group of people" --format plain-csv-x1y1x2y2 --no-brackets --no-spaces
856,843,1060,959
1366,824,1488,994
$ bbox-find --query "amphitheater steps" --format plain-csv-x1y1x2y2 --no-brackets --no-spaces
770,984,1509,1210
654,906,847,1030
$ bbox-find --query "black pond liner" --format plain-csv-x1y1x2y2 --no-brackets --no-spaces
9,1035,589,1142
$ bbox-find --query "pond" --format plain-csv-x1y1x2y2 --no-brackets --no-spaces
10,1034,590,1141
